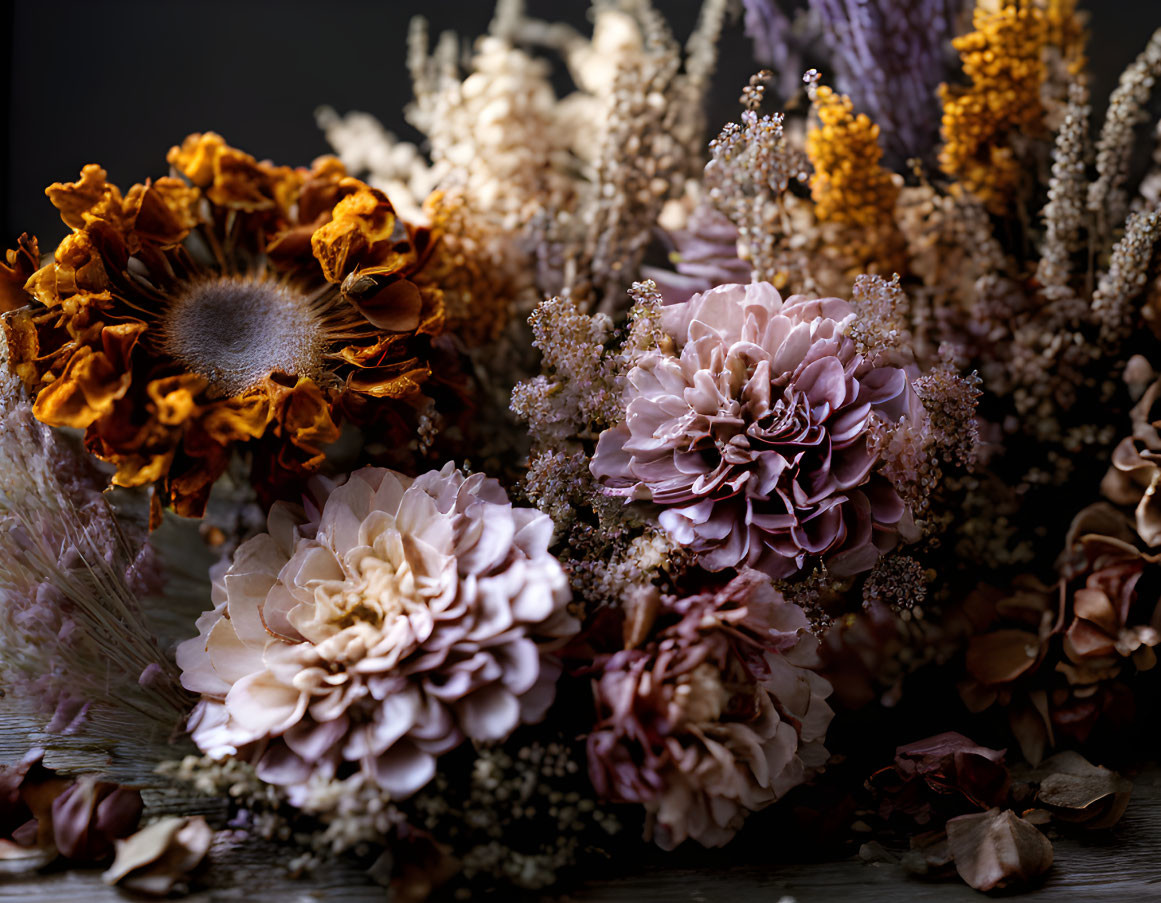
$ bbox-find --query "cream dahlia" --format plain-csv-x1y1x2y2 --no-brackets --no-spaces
177,464,575,800
591,281,922,578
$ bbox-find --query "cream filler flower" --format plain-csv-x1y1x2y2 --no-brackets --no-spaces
177,464,576,800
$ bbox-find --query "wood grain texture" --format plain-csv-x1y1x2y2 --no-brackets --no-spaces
3,703,1160,902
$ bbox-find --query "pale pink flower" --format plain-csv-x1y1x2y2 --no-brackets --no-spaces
591,282,922,579
178,464,575,801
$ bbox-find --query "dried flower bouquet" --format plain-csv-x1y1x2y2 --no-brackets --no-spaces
3,0,1161,897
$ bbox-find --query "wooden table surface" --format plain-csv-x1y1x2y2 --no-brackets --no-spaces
3,706,1160,902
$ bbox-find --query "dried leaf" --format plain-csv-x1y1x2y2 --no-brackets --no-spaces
1030,751,1133,829
102,815,213,897
946,808,1054,891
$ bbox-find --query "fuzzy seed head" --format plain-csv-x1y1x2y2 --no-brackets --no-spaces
161,277,324,396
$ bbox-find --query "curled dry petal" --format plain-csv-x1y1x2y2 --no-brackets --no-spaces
1023,751,1133,830
103,816,213,896
946,808,1053,892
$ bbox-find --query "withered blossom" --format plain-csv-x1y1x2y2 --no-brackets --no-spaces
591,282,924,579
958,504,1161,763
585,570,833,849
178,464,576,802
5,134,449,521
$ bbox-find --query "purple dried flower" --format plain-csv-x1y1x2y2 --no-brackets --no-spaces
591,282,924,579
810,0,967,163
0,381,183,732
644,203,751,304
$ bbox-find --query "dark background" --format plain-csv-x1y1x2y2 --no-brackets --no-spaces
3,1,1159,248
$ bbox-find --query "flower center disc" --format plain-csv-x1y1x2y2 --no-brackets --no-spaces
162,277,324,397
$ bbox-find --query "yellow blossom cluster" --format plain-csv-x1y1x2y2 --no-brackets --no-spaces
939,3,1049,214
1043,0,1087,71
806,85,900,229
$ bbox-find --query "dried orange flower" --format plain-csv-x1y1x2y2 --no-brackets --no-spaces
938,3,1050,213
4,133,447,522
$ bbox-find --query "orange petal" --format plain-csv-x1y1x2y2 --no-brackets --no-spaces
0,233,38,313
126,178,202,247
345,364,430,400
110,451,175,488
201,391,274,444
311,183,398,283
33,343,134,428
167,133,228,187
45,165,124,231
146,375,204,426
278,378,340,450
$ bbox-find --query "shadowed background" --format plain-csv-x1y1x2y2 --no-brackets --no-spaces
3,1,1158,247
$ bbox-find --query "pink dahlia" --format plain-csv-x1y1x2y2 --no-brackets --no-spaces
591,282,922,578
177,464,576,800
586,571,833,849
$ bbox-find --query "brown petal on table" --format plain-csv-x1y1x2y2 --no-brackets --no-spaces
102,815,213,896
946,808,1053,892
1029,750,1133,829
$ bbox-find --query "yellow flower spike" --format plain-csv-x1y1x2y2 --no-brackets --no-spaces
938,0,1084,214
805,79,904,271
